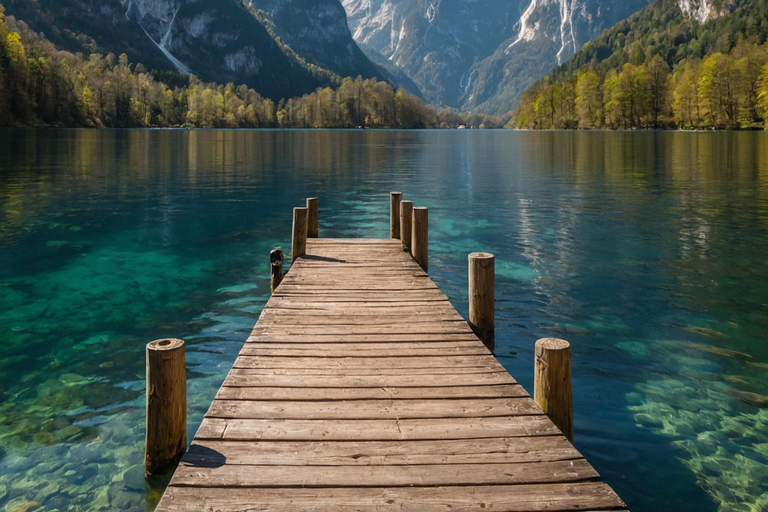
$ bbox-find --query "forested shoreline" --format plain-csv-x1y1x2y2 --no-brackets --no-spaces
514,43,768,130
513,0,768,131
0,4,507,130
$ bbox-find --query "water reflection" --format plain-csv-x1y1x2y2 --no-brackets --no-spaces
0,129,767,511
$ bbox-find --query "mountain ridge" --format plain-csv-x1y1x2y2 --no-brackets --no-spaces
343,0,653,113
2,0,385,100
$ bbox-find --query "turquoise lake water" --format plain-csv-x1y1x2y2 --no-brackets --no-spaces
1,129,767,511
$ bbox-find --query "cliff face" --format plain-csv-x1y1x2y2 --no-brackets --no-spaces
248,0,384,80
3,0,384,99
343,0,652,112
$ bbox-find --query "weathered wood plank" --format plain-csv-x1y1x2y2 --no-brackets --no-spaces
182,437,581,466
224,371,516,388
196,416,559,441
159,482,626,512
205,398,542,420
232,355,504,370
238,345,489,357
246,333,481,343
215,384,527,401
171,459,598,487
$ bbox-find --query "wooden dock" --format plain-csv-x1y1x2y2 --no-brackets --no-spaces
154,218,627,510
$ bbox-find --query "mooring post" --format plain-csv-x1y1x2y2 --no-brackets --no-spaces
390,191,402,239
412,206,428,272
291,206,308,264
306,197,319,238
534,338,574,442
468,252,495,351
400,200,413,254
145,338,186,475
270,247,284,292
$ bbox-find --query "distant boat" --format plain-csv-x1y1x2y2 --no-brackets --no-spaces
457,124,467,129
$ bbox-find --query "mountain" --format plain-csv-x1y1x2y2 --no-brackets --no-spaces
513,0,768,129
2,0,385,100
343,0,653,113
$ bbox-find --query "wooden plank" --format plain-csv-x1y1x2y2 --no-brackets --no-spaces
238,345,489,357
255,315,467,326
248,325,478,335
206,398,542,420
196,416,559,441
159,482,626,512
182,437,581,466
232,355,504,370
246,334,482,343
224,371,516,388
170,459,598,487
230,367,511,376
215,384,528,401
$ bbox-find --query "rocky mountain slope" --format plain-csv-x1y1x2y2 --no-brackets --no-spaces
513,0,759,129
343,0,653,113
3,0,384,100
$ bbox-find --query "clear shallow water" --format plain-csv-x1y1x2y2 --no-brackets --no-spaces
1,129,767,512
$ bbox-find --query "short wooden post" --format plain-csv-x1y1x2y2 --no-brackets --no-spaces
306,197,319,238
270,247,284,292
145,338,186,475
291,206,308,264
412,206,428,272
534,338,574,443
468,252,495,351
400,200,413,254
390,191,402,239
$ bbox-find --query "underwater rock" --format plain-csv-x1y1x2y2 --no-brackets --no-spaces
0,482,7,503
681,325,731,339
122,464,146,491
9,501,40,512
616,341,650,358
724,389,768,408
684,343,753,361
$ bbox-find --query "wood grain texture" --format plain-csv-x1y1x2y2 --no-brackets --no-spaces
155,238,627,512
145,338,186,475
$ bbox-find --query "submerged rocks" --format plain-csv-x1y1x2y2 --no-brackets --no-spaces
122,465,146,492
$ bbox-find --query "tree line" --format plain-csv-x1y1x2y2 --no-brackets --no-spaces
514,42,768,130
0,5,508,129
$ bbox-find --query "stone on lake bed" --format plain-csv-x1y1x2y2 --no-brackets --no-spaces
8,501,40,512
122,465,146,491
724,389,768,408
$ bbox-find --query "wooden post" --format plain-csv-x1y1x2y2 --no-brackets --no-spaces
145,338,186,475
400,200,413,254
270,247,284,292
291,206,308,264
468,252,495,351
534,338,573,443
412,206,428,272
390,191,402,239
306,197,319,238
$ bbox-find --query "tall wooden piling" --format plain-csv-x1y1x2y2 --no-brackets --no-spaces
145,338,186,475
291,207,308,264
400,200,413,254
412,206,428,272
270,247,284,292
306,197,319,238
469,252,495,351
390,192,402,239
534,338,574,442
